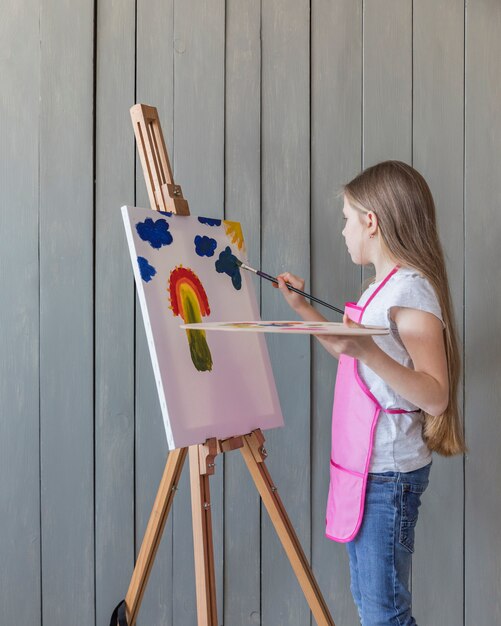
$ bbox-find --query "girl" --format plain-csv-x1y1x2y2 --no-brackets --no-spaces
276,161,465,625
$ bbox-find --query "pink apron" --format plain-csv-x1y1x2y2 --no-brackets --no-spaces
325,265,418,542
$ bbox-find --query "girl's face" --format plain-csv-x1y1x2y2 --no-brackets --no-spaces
341,196,371,265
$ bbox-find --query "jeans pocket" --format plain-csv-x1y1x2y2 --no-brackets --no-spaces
399,482,427,553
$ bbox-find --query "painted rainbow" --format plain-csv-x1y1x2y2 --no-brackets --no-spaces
169,266,210,317
168,266,213,372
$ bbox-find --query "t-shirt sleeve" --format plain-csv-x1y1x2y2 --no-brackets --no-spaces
386,273,446,329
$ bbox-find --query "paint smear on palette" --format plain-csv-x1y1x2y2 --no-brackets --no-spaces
137,256,157,282
233,322,305,328
221,322,326,331
223,220,245,252
215,246,242,290
136,217,173,249
169,266,213,372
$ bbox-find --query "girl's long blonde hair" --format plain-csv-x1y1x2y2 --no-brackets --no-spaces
344,160,466,456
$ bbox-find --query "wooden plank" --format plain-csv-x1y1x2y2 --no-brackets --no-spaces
94,1,136,625
260,1,311,623
173,1,225,219
39,0,95,623
362,0,413,292
172,2,226,624
224,0,262,623
464,1,501,624
135,1,176,623
412,2,465,624
362,1,412,309
310,1,363,623
363,0,412,168
0,3,41,624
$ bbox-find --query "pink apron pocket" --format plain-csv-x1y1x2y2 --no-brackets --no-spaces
325,461,366,543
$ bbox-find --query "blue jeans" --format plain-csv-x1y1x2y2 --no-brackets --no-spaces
346,462,431,626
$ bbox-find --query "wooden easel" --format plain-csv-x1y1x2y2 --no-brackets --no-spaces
111,104,336,626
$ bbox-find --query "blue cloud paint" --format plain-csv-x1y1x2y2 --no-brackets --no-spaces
215,246,242,290
137,256,157,282
135,217,173,248
194,235,217,257
158,210,173,217
198,216,221,227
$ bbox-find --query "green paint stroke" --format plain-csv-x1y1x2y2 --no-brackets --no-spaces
182,286,213,372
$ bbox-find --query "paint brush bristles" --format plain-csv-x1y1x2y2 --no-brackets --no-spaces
234,258,344,315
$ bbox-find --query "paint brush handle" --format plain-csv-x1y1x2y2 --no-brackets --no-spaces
257,270,280,285
257,270,344,315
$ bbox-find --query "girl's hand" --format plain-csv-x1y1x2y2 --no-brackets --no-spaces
275,272,310,313
320,313,377,362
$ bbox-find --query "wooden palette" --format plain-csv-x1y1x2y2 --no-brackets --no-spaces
181,320,389,335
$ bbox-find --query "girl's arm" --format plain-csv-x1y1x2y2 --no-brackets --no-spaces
276,272,449,416
360,306,449,417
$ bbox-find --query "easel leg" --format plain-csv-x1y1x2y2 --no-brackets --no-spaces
189,445,219,626
241,432,335,626
123,447,188,625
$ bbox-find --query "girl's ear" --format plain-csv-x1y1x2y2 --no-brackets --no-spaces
366,210,378,236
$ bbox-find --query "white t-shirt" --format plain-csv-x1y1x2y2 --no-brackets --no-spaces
356,266,445,473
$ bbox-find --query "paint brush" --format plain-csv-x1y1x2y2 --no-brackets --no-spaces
234,258,344,315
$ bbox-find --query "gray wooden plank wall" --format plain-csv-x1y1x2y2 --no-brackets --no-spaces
225,1,262,623
464,1,501,623
412,2,465,624
95,1,135,625
39,0,95,624
311,3,363,623
1,1,500,625
0,1,41,624
135,1,175,624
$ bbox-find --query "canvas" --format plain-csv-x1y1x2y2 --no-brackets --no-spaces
121,206,284,449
